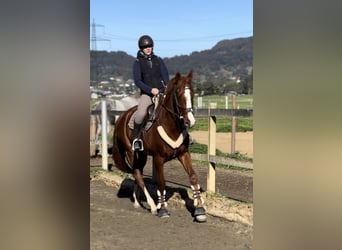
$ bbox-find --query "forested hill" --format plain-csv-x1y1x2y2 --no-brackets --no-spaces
91,36,253,93
163,36,252,83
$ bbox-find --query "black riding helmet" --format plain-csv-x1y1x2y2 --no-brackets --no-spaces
138,35,154,49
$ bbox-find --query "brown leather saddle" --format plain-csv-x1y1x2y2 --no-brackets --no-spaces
128,94,163,132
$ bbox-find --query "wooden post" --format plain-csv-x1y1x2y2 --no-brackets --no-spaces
101,100,108,170
90,115,96,156
207,115,216,193
231,93,236,154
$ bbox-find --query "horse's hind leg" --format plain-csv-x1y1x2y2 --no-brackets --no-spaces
133,168,157,214
178,152,207,222
132,154,157,215
132,183,141,208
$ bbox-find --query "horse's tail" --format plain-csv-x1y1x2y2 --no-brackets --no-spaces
112,107,136,174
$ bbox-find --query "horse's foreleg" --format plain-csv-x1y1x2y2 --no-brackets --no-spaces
133,168,157,214
178,152,206,222
178,152,204,206
154,157,170,218
132,183,140,208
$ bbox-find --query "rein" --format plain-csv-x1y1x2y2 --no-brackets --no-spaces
163,84,194,133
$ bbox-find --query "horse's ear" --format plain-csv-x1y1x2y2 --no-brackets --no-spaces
187,70,193,79
175,72,181,82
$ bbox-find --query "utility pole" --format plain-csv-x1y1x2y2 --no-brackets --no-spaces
91,18,98,51
90,19,110,86
91,18,110,51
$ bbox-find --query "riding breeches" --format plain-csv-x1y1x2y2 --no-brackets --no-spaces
134,94,153,124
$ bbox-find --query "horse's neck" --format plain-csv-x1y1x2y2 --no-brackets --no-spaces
160,94,174,117
157,96,182,134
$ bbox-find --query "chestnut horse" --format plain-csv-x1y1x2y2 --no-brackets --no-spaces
112,71,206,222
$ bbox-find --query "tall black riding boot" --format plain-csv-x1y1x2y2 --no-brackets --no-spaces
132,122,143,151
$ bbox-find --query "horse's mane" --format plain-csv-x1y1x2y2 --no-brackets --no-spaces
164,72,180,96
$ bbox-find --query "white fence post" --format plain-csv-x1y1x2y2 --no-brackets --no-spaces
101,100,108,170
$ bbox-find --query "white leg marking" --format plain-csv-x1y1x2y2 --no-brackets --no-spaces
132,191,140,208
143,186,157,214
184,88,195,127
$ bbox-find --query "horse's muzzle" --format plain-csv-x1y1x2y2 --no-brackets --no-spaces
187,112,196,128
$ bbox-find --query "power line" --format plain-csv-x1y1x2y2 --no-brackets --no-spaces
157,32,253,42
102,31,252,43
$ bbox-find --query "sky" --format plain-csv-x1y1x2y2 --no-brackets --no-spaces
90,0,253,58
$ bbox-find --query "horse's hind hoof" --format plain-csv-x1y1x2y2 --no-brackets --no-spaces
194,207,207,222
157,208,170,218
150,209,158,215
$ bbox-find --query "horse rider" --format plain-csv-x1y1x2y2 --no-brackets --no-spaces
132,35,170,151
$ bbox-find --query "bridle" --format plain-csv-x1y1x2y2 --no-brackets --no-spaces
161,84,195,130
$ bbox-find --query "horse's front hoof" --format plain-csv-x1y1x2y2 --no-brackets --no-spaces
194,207,207,222
157,208,170,218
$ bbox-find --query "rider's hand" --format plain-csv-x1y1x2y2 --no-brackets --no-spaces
151,88,159,96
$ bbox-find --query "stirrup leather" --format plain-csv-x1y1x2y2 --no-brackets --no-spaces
132,138,144,151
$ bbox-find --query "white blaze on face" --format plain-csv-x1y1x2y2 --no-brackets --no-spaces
184,87,195,127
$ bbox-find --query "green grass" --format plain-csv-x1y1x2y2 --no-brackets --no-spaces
189,142,253,171
90,99,98,109
189,117,253,132
90,167,105,179
189,142,252,162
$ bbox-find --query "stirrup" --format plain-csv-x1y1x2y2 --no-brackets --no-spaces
132,138,144,151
